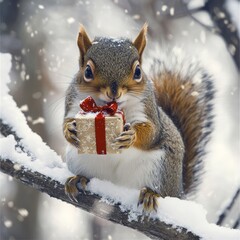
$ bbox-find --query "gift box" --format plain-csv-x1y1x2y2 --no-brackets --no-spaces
75,96,124,154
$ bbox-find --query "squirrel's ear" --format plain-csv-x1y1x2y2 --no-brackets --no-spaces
133,23,148,61
78,24,92,67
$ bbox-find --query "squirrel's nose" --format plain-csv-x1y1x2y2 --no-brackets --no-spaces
106,82,119,100
106,91,121,101
106,92,116,101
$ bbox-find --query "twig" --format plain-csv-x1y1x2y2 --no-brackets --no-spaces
204,0,240,70
216,188,240,227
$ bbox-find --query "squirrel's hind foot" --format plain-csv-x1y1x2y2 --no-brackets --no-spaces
64,175,89,202
138,187,160,213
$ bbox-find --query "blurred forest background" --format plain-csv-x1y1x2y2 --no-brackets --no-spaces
0,0,239,239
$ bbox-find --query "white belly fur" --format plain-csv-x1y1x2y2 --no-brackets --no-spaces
66,144,165,189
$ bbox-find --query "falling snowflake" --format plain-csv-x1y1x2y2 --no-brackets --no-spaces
67,17,75,24
38,5,44,10
4,220,12,228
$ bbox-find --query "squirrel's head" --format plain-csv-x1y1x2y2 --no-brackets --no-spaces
76,24,148,105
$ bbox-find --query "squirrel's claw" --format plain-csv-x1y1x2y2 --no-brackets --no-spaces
63,118,80,148
113,124,136,149
138,187,160,213
64,175,89,202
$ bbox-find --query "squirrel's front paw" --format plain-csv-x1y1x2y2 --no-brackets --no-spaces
63,118,80,148
113,123,136,149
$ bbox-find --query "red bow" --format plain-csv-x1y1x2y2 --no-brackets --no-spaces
80,96,118,115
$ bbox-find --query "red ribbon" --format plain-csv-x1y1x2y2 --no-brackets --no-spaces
80,96,122,154
80,96,118,115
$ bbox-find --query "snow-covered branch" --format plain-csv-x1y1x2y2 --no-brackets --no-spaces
0,123,199,240
0,164,199,240
1,122,240,240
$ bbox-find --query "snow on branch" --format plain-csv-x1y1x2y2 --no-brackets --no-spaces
0,114,200,240
0,123,198,240
1,123,240,240
0,155,198,240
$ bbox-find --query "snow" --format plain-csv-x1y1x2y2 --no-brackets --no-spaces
89,179,240,240
4,220,13,228
0,54,63,168
67,17,75,24
0,135,71,183
161,5,167,12
20,104,29,112
18,208,29,217
1,46,239,240
38,5,45,10
32,117,45,125
170,7,175,16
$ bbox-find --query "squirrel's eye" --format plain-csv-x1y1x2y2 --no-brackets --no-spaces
133,65,142,82
84,64,94,82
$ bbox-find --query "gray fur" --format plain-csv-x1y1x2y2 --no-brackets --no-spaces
86,37,139,83
64,77,78,117
142,80,184,197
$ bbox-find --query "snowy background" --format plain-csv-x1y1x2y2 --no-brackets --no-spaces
0,0,239,239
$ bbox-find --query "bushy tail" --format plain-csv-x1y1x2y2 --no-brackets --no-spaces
151,58,215,194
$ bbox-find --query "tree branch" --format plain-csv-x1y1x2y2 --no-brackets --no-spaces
216,188,240,227
0,160,198,240
0,120,199,240
204,0,240,70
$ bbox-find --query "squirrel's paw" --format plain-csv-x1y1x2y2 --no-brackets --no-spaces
63,118,80,148
113,123,136,149
64,175,89,202
138,187,160,213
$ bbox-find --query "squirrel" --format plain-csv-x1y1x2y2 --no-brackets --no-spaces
63,24,215,212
